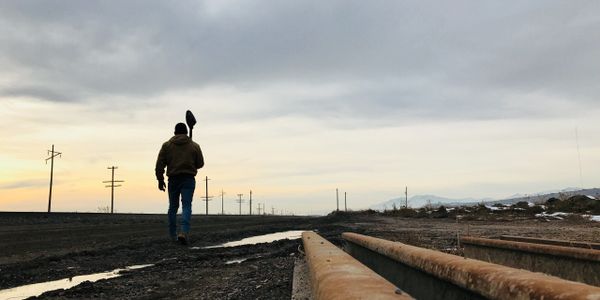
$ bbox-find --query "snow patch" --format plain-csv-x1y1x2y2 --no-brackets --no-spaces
535,212,571,220
485,205,509,211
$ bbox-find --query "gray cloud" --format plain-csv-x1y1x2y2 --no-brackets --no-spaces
0,85,81,102
0,179,47,190
0,0,599,121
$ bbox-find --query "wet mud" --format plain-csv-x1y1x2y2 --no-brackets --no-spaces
0,212,598,299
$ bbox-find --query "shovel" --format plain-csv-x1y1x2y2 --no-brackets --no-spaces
186,110,197,140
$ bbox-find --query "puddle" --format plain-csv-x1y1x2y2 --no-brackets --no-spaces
0,264,153,300
225,258,248,265
193,230,305,249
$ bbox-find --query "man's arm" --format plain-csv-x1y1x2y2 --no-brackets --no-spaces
155,144,167,181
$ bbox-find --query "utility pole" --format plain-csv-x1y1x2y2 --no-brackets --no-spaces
202,176,213,215
249,190,253,215
336,188,339,211
103,166,124,214
257,203,261,215
344,192,347,212
576,127,584,188
45,145,62,213
236,194,244,215
271,206,275,215
405,186,408,208
220,189,225,215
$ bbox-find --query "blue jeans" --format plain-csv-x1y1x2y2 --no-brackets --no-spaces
167,176,195,237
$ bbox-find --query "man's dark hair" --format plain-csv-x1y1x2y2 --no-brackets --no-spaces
174,123,188,135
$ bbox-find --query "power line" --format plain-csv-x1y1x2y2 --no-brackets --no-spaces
102,166,124,214
236,194,244,215
249,190,253,215
336,188,339,211
405,186,408,208
202,176,213,215
344,192,347,212
576,127,584,188
220,189,226,215
45,144,62,213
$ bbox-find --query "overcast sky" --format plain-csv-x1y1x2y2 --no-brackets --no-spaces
1,1,599,214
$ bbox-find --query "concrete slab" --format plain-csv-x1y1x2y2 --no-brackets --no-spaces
291,257,313,300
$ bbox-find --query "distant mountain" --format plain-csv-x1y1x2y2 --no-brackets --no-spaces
370,187,600,210
476,187,600,207
370,194,493,211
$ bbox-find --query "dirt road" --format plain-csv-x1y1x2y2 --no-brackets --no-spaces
0,212,598,299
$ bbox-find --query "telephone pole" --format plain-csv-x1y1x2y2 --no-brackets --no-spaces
236,194,244,215
344,192,347,212
576,127,584,187
249,190,253,215
202,176,213,215
45,145,62,213
257,203,262,215
405,186,408,208
271,206,275,215
103,166,124,214
336,188,339,211
220,189,226,215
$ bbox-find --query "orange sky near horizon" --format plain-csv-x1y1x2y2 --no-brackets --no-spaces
1,97,599,215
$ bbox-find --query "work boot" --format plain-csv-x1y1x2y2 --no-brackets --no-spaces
177,232,188,245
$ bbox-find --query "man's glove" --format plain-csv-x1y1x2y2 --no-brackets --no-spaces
158,180,166,191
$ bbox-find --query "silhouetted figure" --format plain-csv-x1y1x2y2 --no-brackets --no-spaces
155,123,204,245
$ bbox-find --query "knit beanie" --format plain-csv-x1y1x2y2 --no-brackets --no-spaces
174,123,188,135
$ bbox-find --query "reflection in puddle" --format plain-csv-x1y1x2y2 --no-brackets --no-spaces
192,230,305,249
0,264,153,300
225,258,248,265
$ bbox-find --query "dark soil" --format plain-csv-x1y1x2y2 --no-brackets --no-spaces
0,212,598,299
0,213,347,299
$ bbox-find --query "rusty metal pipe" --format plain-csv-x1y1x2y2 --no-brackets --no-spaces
302,231,412,300
343,232,600,300
461,236,600,286
499,235,600,250
462,236,600,261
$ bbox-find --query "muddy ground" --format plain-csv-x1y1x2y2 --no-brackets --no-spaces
0,212,598,299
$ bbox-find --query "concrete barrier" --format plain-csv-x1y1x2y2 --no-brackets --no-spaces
499,235,600,250
343,232,600,300
302,231,412,300
461,236,600,286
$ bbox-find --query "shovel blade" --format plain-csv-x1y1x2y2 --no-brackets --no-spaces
186,110,197,129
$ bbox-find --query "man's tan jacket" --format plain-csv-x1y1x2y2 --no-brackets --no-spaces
155,134,204,181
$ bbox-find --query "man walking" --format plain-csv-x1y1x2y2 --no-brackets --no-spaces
155,123,204,245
